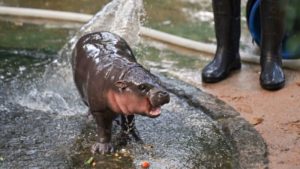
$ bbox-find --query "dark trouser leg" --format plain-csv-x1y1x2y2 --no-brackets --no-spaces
202,0,241,83
260,0,286,90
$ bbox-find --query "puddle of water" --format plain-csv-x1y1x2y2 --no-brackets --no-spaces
0,0,256,52
143,0,215,43
0,20,73,53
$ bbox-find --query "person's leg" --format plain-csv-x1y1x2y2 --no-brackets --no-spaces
260,0,286,90
202,0,241,83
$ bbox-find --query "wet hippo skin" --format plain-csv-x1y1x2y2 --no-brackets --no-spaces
71,31,170,154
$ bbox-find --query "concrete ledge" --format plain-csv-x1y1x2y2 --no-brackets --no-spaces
159,75,268,169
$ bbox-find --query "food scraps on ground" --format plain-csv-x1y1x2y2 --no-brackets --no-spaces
141,161,150,168
84,156,94,165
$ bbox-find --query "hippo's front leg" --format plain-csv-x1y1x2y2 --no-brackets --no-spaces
91,112,114,154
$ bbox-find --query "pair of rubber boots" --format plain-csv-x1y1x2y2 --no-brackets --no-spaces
202,0,285,90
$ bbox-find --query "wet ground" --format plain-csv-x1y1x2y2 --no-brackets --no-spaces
1,39,266,168
0,71,238,169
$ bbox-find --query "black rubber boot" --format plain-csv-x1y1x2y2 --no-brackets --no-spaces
260,0,286,90
202,0,241,83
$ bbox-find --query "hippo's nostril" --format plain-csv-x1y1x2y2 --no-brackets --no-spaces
158,91,168,97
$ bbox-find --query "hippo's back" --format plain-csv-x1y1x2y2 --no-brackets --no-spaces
71,32,138,106
72,31,137,69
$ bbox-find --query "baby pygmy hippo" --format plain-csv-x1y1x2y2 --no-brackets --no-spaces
71,31,170,154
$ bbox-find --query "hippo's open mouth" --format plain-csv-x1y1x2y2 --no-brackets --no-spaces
146,91,170,118
149,107,161,118
145,97,162,118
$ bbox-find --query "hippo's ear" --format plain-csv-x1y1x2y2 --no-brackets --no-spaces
114,80,128,90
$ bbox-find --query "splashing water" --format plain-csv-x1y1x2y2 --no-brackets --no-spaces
63,0,144,61
15,0,145,116
72,0,144,46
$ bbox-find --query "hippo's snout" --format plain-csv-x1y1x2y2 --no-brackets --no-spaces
157,91,170,105
149,90,170,108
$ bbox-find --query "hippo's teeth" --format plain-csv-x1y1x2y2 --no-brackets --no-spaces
149,107,161,116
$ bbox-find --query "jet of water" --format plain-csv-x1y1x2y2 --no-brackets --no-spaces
62,0,144,62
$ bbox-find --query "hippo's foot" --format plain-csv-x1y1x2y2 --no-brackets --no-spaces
91,142,114,154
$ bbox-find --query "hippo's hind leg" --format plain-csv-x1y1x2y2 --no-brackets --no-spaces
121,115,142,143
91,112,114,154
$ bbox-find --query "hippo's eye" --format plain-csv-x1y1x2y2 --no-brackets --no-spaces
138,84,149,92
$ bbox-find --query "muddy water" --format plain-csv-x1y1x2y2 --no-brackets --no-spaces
0,0,238,168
